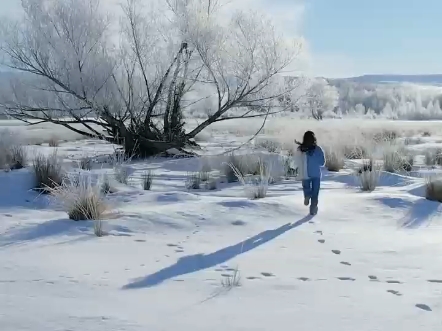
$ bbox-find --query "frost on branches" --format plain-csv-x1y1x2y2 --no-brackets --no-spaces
0,0,307,156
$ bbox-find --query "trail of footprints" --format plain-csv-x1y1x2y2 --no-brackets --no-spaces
311,224,432,312
136,221,435,312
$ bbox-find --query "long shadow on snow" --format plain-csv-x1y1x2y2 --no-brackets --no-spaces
0,218,92,247
400,198,440,229
376,197,414,209
122,215,313,290
376,196,440,229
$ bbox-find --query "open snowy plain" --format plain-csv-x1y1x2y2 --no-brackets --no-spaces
1,118,442,331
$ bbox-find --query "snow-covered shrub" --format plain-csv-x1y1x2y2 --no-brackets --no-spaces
186,172,202,189
142,170,153,190
282,155,297,179
49,173,107,222
0,129,26,170
255,138,280,153
372,129,398,143
101,174,111,194
199,171,210,182
205,176,218,190
78,156,92,170
343,144,367,160
114,165,130,184
404,137,423,145
425,176,442,202
357,159,381,192
383,149,413,173
6,145,27,170
424,149,442,166
48,136,59,147
230,157,271,199
200,157,213,173
324,147,345,172
222,153,248,183
33,151,63,191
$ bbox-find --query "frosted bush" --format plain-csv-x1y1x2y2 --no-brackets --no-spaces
78,156,92,170
383,149,413,173
425,176,442,202
114,165,130,184
0,129,26,170
229,157,271,199
324,147,345,172
49,172,108,222
424,149,442,166
48,136,59,147
33,151,64,191
357,159,381,192
186,172,202,189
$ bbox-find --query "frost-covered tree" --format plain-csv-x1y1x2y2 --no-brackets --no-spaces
304,78,339,120
0,0,306,156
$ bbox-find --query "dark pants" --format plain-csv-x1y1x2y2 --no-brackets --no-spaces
302,177,321,209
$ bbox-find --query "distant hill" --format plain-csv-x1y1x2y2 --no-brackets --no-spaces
333,74,442,86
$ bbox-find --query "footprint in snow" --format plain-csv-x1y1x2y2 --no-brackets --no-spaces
332,250,341,255
386,280,402,284
337,277,355,281
428,279,442,283
368,275,379,281
167,243,178,247
175,249,184,253
340,261,351,266
261,272,275,277
246,276,261,280
387,290,402,296
298,277,310,281
315,230,323,235
318,239,325,244
415,304,432,312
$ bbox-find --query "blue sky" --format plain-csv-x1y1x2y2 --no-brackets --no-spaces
2,0,441,77
303,0,442,77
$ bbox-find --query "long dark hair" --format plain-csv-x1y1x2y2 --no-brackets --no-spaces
296,130,317,153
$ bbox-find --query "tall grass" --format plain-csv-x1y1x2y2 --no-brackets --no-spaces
357,159,382,192
222,153,247,183
33,151,63,191
424,149,442,166
229,157,271,199
48,136,59,147
142,170,153,190
383,149,413,173
324,147,345,172
221,266,241,288
186,172,202,189
0,129,26,170
114,165,130,184
48,172,108,223
78,156,92,170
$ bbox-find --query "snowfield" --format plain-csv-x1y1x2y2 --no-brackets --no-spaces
1,119,442,331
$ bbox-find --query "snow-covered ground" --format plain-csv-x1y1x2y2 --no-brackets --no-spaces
1,119,442,331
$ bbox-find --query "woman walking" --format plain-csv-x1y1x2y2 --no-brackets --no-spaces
294,131,326,215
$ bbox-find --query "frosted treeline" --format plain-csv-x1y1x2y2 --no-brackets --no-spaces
307,79,442,120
